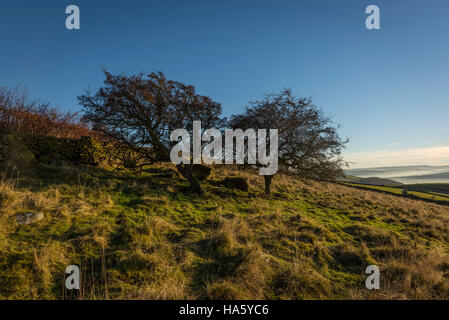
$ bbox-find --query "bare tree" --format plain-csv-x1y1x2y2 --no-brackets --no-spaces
79,70,225,193
229,89,348,194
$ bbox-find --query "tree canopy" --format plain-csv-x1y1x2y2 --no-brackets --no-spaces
79,70,225,162
79,70,225,193
229,89,348,193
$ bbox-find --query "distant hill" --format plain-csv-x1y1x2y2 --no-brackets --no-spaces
345,165,449,184
345,165,449,178
339,175,402,186
393,171,449,180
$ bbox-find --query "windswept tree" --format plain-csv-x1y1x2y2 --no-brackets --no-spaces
79,70,225,193
229,89,348,194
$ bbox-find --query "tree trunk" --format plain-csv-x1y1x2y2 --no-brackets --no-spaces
176,164,204,194
264,175,274,195
188,175,203,194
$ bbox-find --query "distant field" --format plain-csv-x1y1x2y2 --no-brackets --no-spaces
399,184,449,195
430,192,449,198
342,182,449,204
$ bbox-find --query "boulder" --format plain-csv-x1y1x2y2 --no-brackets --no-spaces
15,212,44,225
224,177,249,192
192,164,211,181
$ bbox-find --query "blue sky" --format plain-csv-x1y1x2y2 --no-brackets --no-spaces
1,0,448,168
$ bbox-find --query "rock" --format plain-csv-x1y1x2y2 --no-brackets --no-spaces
192,164,211,181
224,177,249,192
176,164,211,182
15,212,44,225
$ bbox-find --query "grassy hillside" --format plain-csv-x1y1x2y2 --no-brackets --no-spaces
2,160,449,300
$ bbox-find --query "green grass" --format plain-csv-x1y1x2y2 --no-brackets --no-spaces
2,161,449,300
400,184,449,195
342,182,449,204
429,192,449,199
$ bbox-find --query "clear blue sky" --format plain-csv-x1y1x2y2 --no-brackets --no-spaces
1,0,448,167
